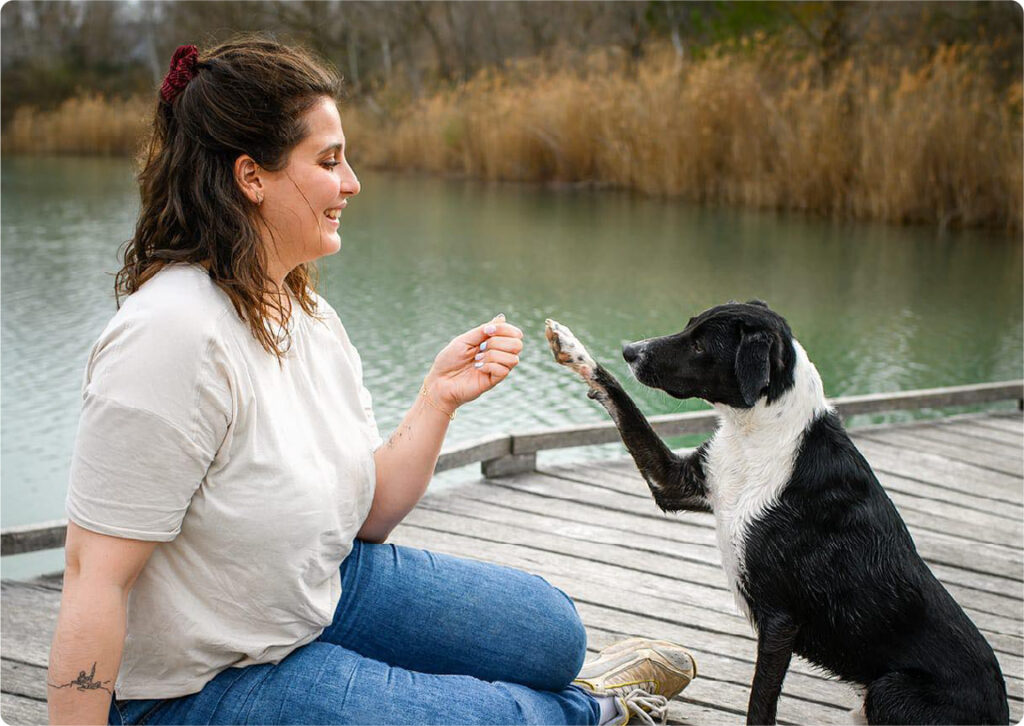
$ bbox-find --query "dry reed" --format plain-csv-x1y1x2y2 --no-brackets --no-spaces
3,94,150,156
345,41,1022,230
5,41,1020,229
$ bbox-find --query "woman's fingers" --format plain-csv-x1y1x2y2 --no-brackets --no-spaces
477,359,516,380
474,349,519,372
462,319,524,348
474,335,523,357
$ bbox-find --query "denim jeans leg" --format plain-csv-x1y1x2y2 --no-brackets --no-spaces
133,641,599,725
320,539,589,690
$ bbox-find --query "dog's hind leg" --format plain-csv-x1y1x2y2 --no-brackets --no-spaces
747,613,797,725
864,670,1004,725
545,319,710,513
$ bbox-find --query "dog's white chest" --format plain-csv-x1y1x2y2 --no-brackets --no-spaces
704,340,828,620
706,429,799,618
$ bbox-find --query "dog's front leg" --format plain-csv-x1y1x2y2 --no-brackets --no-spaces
747,613,797,725
545,320,710,513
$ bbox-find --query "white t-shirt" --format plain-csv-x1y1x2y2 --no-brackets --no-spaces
65,263,382,699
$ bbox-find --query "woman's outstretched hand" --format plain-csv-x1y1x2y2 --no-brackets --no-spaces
424,314,524,412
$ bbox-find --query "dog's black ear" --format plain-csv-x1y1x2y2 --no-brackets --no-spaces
735,329,772,407
745,299,769,308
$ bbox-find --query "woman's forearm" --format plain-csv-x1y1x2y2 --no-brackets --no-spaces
48,576,128,725
358,378,452,543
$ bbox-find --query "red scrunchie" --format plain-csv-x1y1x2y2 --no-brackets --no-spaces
160,45,200,104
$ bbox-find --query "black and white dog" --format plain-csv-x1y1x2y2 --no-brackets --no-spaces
545,301,1008,725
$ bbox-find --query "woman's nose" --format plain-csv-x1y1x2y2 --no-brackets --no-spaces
341,163,360,197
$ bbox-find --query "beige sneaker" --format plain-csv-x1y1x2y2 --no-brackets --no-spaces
573,638,697,725
595,637,698,680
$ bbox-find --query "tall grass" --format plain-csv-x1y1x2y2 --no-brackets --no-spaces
3,94,150,156
345,41,1022,229
4,41,1020,229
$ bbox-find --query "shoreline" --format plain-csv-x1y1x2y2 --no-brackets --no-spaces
4,42,1021,231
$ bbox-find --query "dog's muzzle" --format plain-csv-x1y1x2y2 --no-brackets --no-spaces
622,341,649,377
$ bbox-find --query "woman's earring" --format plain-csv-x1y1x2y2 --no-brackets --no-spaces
256,193,264,205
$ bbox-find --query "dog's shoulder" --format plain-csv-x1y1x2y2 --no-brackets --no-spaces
745,412,921,585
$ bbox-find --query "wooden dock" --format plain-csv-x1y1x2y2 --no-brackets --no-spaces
3,389,1022,724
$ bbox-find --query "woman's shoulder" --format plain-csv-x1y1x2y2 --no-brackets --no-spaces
89,265,238,384
114,264,241,343
83,264,236,453
305,291,354,346
126,263,234,319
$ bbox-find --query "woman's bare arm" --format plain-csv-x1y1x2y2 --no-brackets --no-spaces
48,523,157,725
357,316,523,543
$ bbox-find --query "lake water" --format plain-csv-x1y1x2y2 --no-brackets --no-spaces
2,156,1021,579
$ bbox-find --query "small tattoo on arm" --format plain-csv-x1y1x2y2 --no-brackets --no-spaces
48,662,113,695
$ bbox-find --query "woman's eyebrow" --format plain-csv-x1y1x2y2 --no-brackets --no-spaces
317,142,343,156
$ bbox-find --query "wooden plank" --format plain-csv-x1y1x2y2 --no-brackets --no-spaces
1,519,66,557
562,462,1024,598
0,582,60,667
2,657,47,701
841,439,1022,504
422,486,1023,607
418,497,726,571
573,456,1024,528
435,433,511,473
830,381,1023,417
877,420,1023,462
407,502,1024,626
442,478,1024,585
968,415,1024,435
952,420,1024,448
919,416,1023,454
540,460,1024,551
0,690,47,726
481,471,1024,638
856,428,1023,478
663,699,745,726
388,522,1024,685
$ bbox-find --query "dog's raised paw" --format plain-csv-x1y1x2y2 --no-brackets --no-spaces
545,319,597,380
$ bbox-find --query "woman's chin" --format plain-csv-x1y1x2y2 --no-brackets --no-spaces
320,234,343,257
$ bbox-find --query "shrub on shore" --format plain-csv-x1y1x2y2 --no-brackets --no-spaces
344,41,1021,230
4,94,150,156
4,41,1020,229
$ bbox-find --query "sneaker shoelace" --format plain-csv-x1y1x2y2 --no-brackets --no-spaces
621,689,669,726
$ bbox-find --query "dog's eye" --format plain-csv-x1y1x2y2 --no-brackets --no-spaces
692,339,704,354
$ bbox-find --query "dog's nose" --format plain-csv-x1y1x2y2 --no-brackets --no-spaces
622,342,641,363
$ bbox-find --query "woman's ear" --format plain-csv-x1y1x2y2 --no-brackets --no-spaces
234,154,265,206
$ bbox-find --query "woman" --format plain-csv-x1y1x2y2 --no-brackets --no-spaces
47,37,695,726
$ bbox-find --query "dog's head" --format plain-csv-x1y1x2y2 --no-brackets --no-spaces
622,300,797,408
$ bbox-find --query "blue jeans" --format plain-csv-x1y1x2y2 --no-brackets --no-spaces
109,540,600,724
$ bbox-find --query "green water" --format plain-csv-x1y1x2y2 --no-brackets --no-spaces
2,156,1021,578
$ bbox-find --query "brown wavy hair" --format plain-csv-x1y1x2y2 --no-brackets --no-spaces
116,34,344,359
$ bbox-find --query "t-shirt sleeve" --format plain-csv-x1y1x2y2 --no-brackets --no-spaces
66,305,232,541
314,295,383,451
352,346,384,451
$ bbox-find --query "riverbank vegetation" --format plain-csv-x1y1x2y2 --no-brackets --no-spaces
345,40,1021,229
2,1,1020,229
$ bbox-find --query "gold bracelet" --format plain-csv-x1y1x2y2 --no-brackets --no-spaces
420,385,456,421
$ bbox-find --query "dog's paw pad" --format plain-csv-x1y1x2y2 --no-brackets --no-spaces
545,319,597,379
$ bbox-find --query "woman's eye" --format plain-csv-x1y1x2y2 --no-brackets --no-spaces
321,160,340,170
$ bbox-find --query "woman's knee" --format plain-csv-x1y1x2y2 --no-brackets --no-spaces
523,577,588,689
